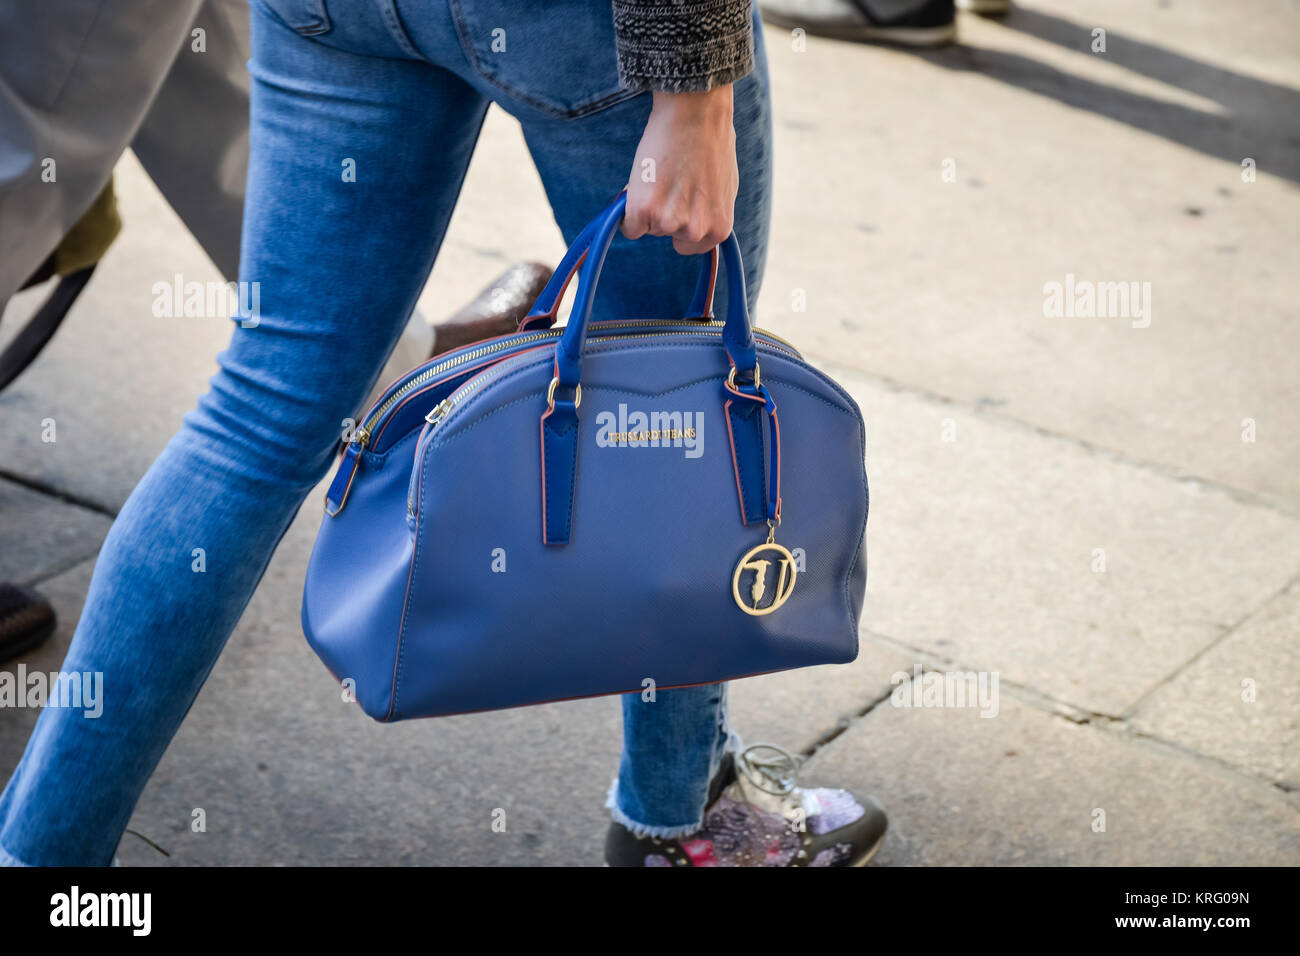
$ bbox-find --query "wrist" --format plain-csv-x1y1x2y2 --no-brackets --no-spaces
650,86,734,121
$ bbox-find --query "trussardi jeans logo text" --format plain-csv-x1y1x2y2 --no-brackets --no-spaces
594,404,703,458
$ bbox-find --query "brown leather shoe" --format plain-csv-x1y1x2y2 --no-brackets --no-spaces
429,261,553,358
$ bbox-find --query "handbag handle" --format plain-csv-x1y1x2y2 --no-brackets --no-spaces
538,193,774,546
549,192,758,393
519,201,722,331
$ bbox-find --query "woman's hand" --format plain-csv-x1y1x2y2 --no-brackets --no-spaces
623,86,738,256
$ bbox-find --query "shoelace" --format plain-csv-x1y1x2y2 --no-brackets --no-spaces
734,742,803,797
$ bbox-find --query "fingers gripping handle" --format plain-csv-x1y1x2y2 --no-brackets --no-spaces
550,192,758,390
521,199,722,332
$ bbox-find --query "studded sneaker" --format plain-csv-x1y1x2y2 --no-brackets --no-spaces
605,743,887,867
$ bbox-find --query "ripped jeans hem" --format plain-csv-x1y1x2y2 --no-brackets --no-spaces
604,778,706,840
603,724,744,840
0,841,120,867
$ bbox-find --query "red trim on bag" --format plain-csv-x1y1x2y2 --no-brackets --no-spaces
539,405,553,544
388,503,422,722
723,380,765,403
325,445,365,514
422,668,801,718
318,649,808,723
722,378,770,525
330,455,362,514
538,355,564,544
371,347,553,448
703,247,719,315
684,247,720,320
723,398,750,525
770,404,783,522
519,249,590,331
364,330,554,443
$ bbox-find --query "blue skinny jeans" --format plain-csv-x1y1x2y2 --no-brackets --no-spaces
0,0,772,864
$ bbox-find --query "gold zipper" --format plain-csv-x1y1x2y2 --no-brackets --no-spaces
406,331,800,516
357,320,799,444
424,399,452,425
429,331,798,430
360,331,556,437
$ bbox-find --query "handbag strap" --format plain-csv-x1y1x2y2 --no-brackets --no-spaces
552,192,757,392
519,197,722,332
538,193,773,546
0,266,95,392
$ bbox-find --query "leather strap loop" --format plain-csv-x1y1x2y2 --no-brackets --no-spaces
723,376,782,526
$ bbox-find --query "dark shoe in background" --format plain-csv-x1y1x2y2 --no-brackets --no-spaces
429,261,553,358
0,584,57,664
761,0,958,47
359,261,553,421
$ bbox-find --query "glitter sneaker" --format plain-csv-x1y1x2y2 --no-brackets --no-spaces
605,744,887,867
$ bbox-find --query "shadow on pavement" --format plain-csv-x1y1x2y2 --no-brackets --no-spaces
914,6,1300,183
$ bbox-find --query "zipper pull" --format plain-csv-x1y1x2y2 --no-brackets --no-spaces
426,399,452,426
352,425,371,448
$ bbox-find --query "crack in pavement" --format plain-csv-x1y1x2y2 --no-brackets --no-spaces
0,468,116,519
123,828,171,858
1120,571,1300,717
807,628,1300,806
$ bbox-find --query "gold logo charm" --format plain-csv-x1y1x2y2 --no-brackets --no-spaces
732,523,797,616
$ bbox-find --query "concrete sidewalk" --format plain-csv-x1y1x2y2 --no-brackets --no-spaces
2,0,1297,865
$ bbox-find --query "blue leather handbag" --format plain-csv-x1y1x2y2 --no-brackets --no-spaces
302,194,868,721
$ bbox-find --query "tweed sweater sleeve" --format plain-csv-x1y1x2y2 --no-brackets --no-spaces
611,0,755,93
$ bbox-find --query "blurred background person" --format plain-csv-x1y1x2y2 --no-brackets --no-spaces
760,0,1010,46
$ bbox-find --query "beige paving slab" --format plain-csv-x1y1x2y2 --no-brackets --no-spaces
729,638,917,752
0,480,109,584
1129,581,1300,790
753,0,1300,509
803,689,1300,866
842,370,1300,716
